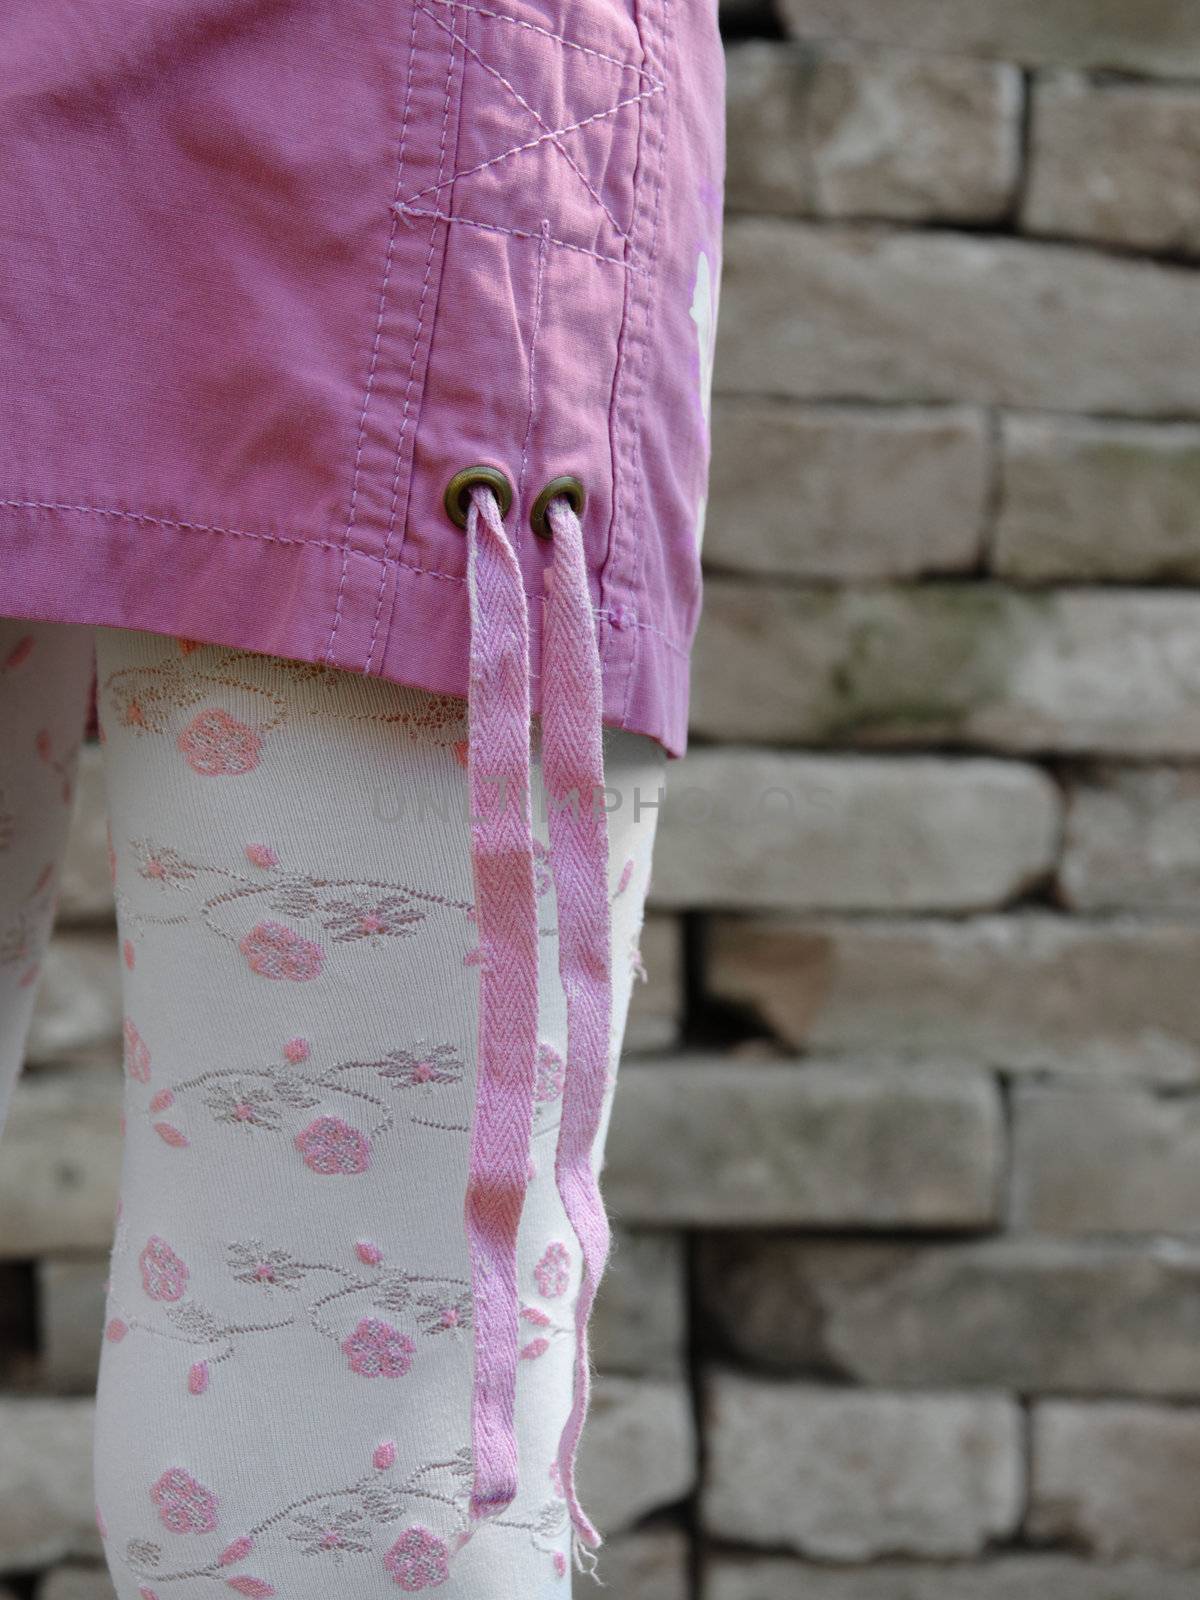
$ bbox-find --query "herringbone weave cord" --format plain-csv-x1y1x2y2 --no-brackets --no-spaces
542,497,613,1552
462,485,540,1526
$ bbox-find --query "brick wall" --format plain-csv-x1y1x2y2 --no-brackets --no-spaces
6,3,1200,1597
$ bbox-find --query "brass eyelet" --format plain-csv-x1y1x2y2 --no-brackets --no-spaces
530,475,586,540
444,465,514,530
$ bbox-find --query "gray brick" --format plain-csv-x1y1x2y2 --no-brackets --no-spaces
1031,1400,1200,1561
781,0,1200,75
696,1236,1200,1395
1062,767,1200,912
726,42,1019,220
651,750,1060,912
707,400,987,581
706,1554,1200,1600
703,1372,1022,1559
1026,76,1200,255
995,415,1200,582
716,222,1200,413
0,1398,100,1571
575,1377,694,1536
0,1072,121,1257
27,930,122,1068
599,1527,689,1600
706,915,1200,1084
692,581,1200,756
38,1258,107,1392
1012,1085,1200,1234
606,1060,1002,1228
37,1571,116,1600
57,745,113,925
624,914,682,1055
591,1228,685,1379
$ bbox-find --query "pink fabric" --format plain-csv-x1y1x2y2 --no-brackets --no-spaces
460,483,616,1552
542,496,614,1550
0,0,725,757
461,485,539,1524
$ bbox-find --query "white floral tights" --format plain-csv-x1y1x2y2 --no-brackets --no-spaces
0,620,663,1599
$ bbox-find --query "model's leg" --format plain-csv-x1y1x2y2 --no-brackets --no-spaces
92,631,662,1600
0,620,94,1126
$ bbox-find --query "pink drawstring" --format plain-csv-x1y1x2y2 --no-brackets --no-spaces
542,496,612,1552
462,484,539,1524
460,481,612,1559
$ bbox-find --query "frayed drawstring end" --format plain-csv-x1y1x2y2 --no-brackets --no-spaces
573,1529,605,1581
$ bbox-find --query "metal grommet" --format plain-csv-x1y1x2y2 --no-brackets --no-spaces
444,465,514,530
530,475,586,540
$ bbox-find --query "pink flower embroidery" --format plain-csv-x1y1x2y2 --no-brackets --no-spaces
149,1089,175,1113
228,1241,307,1290
139,1236,190,1302
123,1018,151,1083
220,1536,256,1565
150,1467,219,1534
356,1240,384,1266
287,1506,372,1558
123,939,136,970
414,1290,471,1337
225,1580,275,1597
373,1441,397,1471
153,1121,190,1147
283,1037,310,1063
378,1042,463,1090
244,843,279,869
138,843,197,884
105,1318,128,1342
322,895,424,943
188,1361,210,1395
296,1116,371,1175
383,1526,450,1590
342,1318,414,1379
178,709,262,776
534,1241,570,1298
240,921,324,981
205,1080,280,1129
534,1043,565,1103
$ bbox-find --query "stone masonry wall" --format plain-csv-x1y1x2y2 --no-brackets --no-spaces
6,2,1200,1597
